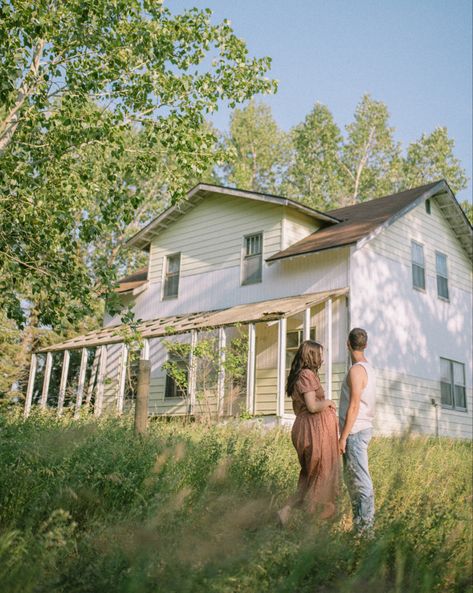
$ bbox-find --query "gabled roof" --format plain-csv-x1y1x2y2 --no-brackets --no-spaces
127,183,340,250
267,180,473,262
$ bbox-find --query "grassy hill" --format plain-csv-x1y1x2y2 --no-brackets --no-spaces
0,410,471,593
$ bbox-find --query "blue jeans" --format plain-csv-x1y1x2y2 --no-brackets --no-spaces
343,428,374,532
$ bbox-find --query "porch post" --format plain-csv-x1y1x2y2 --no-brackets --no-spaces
94,345,107,417
74,348,88,418
303,307,311,341
40,351,53,407
188,330,197,414
57,350,70,414
277,317,287,417
217,327,226,416
246,323,256,414
24,353,37,418
325,297,333,399
141,338,150,361
116,343,128,414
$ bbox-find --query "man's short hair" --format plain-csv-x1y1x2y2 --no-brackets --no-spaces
348,328,368,351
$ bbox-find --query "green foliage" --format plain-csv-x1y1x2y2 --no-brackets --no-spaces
0,1,276,329
0,411,471,593
460,200,473,225
220,100,291,193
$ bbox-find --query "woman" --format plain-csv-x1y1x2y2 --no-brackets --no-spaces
278,340,340,526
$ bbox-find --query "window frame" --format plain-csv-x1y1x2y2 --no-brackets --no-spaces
241,232,263,286
286,327,316,370
411,240,426,292
440,357,467,412
162,252,181,300
435,250,449,302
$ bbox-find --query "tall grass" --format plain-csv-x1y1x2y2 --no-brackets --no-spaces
0,409,471,593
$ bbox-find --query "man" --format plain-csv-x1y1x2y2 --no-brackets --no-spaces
338,327,376,533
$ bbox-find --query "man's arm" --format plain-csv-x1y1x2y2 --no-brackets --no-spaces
338,365,366,453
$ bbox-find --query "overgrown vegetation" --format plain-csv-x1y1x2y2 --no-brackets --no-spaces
0,411,471,593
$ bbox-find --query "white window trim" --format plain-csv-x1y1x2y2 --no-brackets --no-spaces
161,252,181,301
411,240,426,293
240,231,263,286
435,250,450,302
440,357,467,412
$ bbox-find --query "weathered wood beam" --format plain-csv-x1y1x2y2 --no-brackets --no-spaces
188,330,197,414
74,348,88,418
277,318,287,417
40,352,53,408
217,327,226,416
116,344,128,414
325,297,333,400
24,353,37,418
303,307,311,341
57,350,70,415
246,324,256,415
94,345,107,417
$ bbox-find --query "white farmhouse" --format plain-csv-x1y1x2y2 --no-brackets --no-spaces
25,180,473,438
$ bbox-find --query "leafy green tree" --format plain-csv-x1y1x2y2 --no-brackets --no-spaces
403,127,468,194
220,100,290,193
284,103,345,209
341,94,401,204
460,200,473,225
0,1,275,329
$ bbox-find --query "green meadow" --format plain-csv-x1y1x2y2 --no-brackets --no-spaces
0,410,471,593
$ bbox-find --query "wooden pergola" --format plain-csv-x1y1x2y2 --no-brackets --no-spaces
24,288,348,419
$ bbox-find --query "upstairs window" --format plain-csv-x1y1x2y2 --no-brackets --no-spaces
440,358,466,411
435,251,449,300
286,328,316,369
411,241,425,290
163,253,181,299
242,233,263,285
165,353,188,398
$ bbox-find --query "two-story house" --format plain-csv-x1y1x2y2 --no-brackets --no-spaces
25,180,473,438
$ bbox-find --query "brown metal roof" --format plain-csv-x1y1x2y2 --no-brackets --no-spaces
38,288,348,352
266,181,443,262
115,267,148,294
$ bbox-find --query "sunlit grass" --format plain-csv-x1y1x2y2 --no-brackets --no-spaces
0,409,471,593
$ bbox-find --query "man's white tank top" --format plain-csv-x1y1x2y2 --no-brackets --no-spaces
339,361,376,434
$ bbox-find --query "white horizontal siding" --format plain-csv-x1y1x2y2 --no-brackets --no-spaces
373,368,472,439
282,208,320,249
148,194,283,282
368,198,471,293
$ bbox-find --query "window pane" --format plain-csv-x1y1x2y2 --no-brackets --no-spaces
440,358,451,382
164,273,179,298
437,276,449,299
167,254,180,274
245,234,262,256
440,381,453,406
412,264,425,290
411,242,424,266
454,386,466,409
310,328,316,341
287,331,299,349
243,254,262,284
436,252,448,277
453,362,465,386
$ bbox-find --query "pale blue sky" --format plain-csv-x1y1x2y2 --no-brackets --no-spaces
170,0,472,202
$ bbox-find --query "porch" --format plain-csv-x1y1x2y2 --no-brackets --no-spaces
24,289,349,422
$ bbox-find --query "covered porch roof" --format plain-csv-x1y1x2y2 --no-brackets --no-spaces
38,288,348,353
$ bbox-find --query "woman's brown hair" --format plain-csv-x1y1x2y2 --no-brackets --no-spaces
286,340,324,397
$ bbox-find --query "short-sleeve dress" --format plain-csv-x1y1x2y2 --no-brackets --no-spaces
289,368,340,513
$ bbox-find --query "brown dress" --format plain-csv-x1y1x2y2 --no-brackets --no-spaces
289,368,340,513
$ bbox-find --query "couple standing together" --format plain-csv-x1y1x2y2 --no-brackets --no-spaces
278,327,376,533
